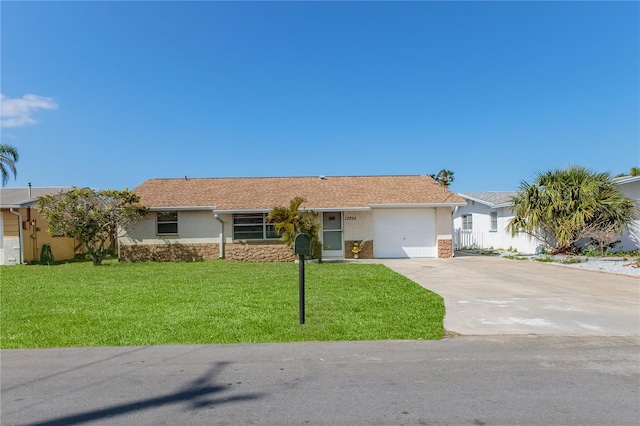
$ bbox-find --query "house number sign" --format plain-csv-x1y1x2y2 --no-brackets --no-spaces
344,216,357,221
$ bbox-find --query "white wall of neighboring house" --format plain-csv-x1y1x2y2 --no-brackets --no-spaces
615,179,640,252
453,201,542,254
454,177,640,254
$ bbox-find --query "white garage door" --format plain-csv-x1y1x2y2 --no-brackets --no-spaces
373,209,436,258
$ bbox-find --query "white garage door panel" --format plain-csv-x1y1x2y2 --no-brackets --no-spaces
373,209,436,258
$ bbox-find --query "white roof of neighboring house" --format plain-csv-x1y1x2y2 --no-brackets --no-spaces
613,175,640,186
460,176,639,208
0,187,71,208
457,192,518,208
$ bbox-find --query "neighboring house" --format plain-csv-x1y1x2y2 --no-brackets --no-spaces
0,187,78,265
453,192,542,254
612,175,640,252
453,178,640,254
120,175,467,262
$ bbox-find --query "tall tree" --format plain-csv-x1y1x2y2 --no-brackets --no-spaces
0,143,19,186
267,196,321,259
508,166,637,254
37,188,148,265
429,169,455,189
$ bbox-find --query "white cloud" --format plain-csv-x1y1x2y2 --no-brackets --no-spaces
1,93,58,127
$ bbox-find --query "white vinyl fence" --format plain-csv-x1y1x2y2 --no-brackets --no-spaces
454,229,484,250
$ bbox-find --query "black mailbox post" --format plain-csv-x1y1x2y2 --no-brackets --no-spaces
294,233,312,324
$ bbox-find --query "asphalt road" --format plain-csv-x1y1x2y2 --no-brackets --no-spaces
2,336,639,426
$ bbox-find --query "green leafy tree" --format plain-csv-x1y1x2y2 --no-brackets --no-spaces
37,188,148,265
508,166,637,254
267,196,321,259
0,143,19,186
429,169,455,189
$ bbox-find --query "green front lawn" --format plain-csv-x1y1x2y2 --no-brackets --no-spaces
0,260,444,348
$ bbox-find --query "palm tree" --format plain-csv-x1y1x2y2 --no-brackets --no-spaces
429,169,455,190
508,166,637,254
267,196,321,258
0,144,19,186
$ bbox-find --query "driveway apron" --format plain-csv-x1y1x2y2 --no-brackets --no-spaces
381,255,640,336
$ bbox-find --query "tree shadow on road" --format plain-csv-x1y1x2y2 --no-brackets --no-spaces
26,361,263,426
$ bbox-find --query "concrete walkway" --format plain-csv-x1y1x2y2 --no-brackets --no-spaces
381,255,640,336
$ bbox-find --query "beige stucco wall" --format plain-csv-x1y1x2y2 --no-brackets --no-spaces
342,210,372,242
435,207,453,239
120,210,223,245
435,207,454,258
120,206,457,261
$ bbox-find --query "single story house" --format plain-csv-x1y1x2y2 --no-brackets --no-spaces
454,177,640,254
612,175,640,251
453,192,542,254
120,175,467,262
0,187,78,265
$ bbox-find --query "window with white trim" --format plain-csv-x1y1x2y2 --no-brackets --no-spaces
490,211,498,232
462,214,473,230
157,211,178,235
233,213,279,240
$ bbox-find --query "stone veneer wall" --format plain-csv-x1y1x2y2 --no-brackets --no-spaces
225,241,296,262
437,239,453,258
120,241,296,262
120,243,220,262
345,240,374,259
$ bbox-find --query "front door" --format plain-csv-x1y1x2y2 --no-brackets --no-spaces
322,212,343,257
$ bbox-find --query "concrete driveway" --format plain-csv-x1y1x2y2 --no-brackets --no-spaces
381,255,640,336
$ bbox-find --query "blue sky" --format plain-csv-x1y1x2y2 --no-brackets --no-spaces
1,0,638,193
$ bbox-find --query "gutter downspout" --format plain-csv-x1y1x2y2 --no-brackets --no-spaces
452,205,460,258
9,208,24,264
214,213,225,259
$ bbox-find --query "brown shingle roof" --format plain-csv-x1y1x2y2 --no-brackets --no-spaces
133,175,466,210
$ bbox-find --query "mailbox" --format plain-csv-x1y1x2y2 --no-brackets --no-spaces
293,233,311,325
294,233,312,256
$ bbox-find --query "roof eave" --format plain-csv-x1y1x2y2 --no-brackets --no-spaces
613,176,640,185
458,193,517,208
210,208,272,214
211,207,373,214
148,206,217,211
368,202,466,208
